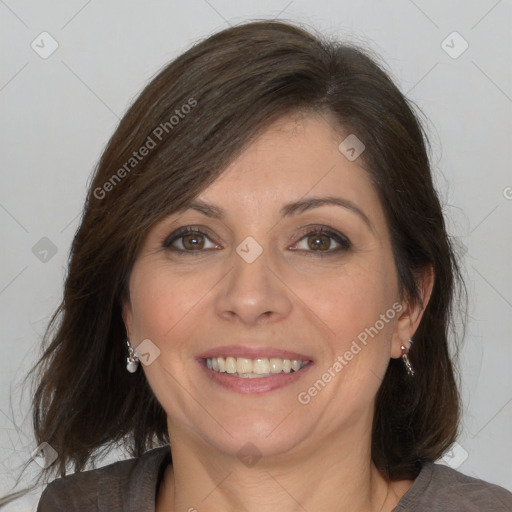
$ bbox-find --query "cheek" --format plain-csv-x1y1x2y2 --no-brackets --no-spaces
332,259,399,378
291,253,398,345
293,260,400,423
128,271,169,341
127,263,214,422
127,260,219,343
291,252,399,408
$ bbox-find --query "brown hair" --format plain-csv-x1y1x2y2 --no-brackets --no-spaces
22,19,465,489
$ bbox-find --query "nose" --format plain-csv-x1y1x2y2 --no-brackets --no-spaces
214,245,293,326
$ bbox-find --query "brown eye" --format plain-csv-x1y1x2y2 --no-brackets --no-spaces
163,227,219,252
291,227,351,255
182,233,205,250
307,233,332,251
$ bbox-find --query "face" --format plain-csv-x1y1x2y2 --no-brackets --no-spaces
123,113,413,463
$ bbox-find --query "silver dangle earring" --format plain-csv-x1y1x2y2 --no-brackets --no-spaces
126,340,139,373
401,339,414,376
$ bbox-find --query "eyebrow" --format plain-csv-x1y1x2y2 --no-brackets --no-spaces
177,196,373,231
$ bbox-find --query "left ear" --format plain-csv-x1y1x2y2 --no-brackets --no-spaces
391,264,434,358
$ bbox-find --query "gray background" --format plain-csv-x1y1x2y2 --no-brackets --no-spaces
1,0,511,509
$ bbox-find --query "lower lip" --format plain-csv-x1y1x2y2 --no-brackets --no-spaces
198,360,314,394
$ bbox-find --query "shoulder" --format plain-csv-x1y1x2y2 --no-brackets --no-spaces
395,460,512,512
36,445,171,512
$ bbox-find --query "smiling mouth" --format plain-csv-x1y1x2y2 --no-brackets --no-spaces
205,356,310,378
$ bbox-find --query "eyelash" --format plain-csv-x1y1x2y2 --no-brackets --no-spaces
162,225,351,257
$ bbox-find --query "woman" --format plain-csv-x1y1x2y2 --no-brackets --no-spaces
6,19,512,511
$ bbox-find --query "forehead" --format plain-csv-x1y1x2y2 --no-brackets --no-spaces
195,113,384,225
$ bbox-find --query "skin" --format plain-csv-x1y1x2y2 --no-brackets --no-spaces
123,113,433,512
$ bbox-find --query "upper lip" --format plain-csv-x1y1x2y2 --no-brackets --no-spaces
197,345,313,361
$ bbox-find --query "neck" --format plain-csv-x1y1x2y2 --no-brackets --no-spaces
157,415,403,512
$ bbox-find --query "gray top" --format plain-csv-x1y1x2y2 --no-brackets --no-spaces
37,446,512,511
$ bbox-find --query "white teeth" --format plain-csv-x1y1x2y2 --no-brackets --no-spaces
225,356,237,374
253,358,270,374
291,360,301,372
236,357,252,374
205,356,309,377
269,358,282,373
